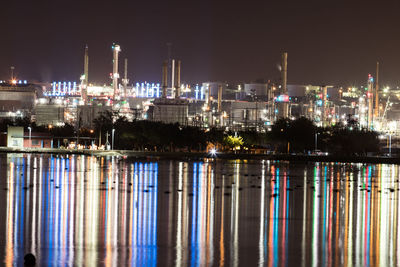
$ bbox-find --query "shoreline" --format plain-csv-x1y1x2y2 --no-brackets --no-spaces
0,147,399,164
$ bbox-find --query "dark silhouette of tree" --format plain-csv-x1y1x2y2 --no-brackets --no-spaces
287,117,315,152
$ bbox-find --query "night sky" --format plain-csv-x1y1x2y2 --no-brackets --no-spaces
2,1,400,86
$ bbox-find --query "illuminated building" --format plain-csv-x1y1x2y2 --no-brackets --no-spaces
0,82,39,119
34,100,65,126
152,60,189,125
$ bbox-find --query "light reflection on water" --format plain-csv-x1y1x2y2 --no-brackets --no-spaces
0,154,399,266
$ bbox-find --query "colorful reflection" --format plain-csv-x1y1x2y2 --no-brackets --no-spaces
1,154,400,266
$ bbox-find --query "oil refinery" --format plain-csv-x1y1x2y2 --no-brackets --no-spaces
1,44,399,140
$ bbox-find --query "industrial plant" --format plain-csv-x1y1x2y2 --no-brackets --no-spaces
1,44,398,150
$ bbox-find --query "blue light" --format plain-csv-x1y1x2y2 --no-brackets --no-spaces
68,82,71,94
63,82,67,94
275,94,289,102
57,82,61,96
150,83,154,97
52,82,56,95
195,85,199,99
135,83,140,96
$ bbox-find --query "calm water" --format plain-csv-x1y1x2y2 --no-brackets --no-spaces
0,153,399,266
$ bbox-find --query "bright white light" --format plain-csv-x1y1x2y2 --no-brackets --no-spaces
210,148,217,156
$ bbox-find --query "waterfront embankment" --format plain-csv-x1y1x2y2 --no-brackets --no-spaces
0,147,399,164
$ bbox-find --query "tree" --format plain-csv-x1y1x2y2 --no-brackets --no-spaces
223,135,244,152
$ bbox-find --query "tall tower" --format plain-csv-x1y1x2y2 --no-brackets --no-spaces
84,45,89,86
175,60,181,99
81,45,89,103
112,44,121,100
171,59,175,94
374,61,379,118
367,74,374,129
276,52,289,119
162,61,168,98
122,58,129,99
281,52,288,95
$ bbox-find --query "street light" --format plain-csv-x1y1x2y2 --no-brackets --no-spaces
28,127,31,147
111,128,115,150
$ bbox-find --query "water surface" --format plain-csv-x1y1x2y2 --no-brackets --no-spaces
0,153,399,266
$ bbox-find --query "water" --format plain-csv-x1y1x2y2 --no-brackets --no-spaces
0,153,399,266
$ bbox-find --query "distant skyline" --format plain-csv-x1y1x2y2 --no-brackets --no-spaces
2,0,400,87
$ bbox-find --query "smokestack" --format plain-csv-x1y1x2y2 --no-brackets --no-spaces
82,45,89,103
171,59,175,95
175,60,181,99
367,74,374,129
374,61,379,118
162,60,168,98
84,45,89,86
207,85,211,110
277,52,289,119
218,84,222,112
123,58,128,99
281,52,288,94
112,44,121,100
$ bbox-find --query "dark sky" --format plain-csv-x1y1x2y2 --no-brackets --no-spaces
2,0,400,86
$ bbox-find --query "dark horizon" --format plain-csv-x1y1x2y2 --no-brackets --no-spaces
2,1,400,87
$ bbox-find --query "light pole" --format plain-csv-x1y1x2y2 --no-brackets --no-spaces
112,128,115,150
28,127,32,147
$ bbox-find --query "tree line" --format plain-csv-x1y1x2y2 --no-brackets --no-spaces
0,113,381,155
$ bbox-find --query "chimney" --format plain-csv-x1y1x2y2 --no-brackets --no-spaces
374,61,379,118
281,52,288,94
171,59,175,93
162,61,168,98
112,44,121,101
84,45,89,86
175,60,181,99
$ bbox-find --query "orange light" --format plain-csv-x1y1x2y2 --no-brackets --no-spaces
11,80,17,85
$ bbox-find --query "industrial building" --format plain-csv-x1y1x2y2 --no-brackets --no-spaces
0,82,40,120
1,46,398,145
